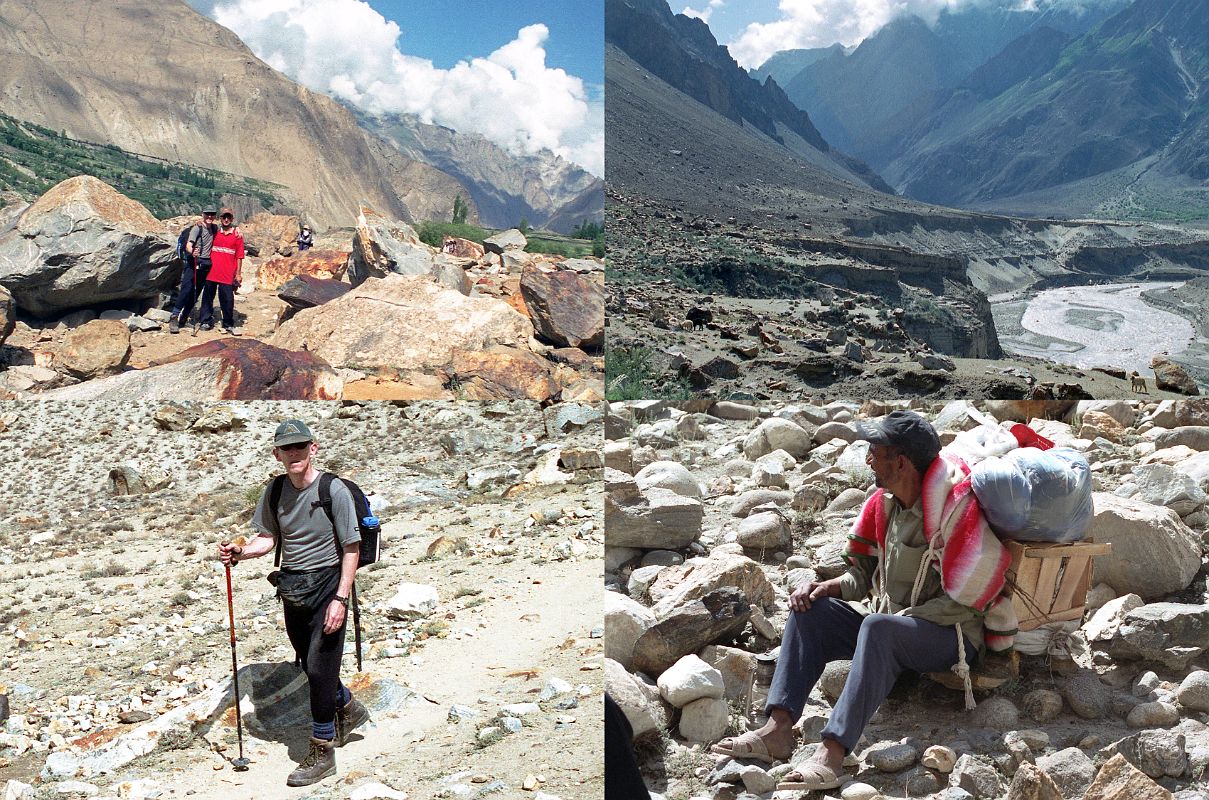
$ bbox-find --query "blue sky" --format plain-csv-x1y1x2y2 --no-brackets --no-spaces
187,0,603,174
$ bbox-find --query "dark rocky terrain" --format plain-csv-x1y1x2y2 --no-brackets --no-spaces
605,0,1209,400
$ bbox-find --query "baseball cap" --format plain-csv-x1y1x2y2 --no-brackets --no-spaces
202,208,217,215
273,419,314,447
853,410,940,465
219,207,234,219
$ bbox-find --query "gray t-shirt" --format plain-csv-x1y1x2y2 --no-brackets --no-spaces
188,223,216,259
252,474,360,571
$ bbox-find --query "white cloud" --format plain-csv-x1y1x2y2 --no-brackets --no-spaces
211,0,602,176
682,0,725,24
727,0,1114,69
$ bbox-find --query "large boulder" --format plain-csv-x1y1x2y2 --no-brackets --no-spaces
634,461,702,499
1173,451,1209,492
350,205,468,293
1082,754,1174,800
604,659,667,741
0,176,176,317
257,249,348,292
604,591,655,671
1108,603,1209,670
744,417,814,459
1090,493,1201,600
519,264,604,350
630,587,752,676
1151,356,1200,396
648,554,775,615
656,655,725,708
605,469,704,550
57,319,131,378
1155,426,1209,452
240,212,302,257
269,275,533,371
0,284,13,347
277,276,352,319
483,228,527,254
1113,464,1207,517
448,346,559,403
41,339,342,400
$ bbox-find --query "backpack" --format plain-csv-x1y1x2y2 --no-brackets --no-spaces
267,472,382,569
266,472,382,672
174,225,195,263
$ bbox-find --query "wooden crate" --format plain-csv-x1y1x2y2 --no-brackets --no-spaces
1004,539,1112,631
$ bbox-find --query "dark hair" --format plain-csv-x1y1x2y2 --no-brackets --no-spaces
885,444,934,477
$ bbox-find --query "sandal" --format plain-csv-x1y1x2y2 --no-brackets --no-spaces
709,730,788,764
776,761,845,791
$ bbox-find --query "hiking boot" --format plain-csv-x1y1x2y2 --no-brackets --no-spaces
285,737,336,787
335,697,370,746
221,326,234,336
230,326,243,337
168,319,180,334
200,322,214,332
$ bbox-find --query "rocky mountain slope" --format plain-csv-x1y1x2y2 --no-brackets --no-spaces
606,0,1209,400
606,398,1209,800
771,0,1208,220
0,0,470,230
606,0,890,193
776,2,1126,166
0,399,604,799
0,177,604,402
357,111,603,234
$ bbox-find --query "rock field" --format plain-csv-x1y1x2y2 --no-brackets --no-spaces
0,178,604,402
0,400,604,800
605,398,1209,800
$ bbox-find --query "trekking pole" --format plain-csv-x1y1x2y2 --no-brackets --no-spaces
222,544,251,772
352,584,362,673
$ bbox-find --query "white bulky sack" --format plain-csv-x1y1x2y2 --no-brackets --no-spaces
945,423,1020,466
970,447,1092,543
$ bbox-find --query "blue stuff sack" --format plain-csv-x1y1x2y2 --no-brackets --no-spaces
971,447,1092,543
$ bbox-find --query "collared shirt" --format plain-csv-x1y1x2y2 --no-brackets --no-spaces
840,492,984,652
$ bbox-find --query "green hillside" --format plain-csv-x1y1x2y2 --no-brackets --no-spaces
0,112,287,218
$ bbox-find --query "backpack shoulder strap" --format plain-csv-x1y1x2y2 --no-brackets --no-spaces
269,474,286,567
316,472,344,560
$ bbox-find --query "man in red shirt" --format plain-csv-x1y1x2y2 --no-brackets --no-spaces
201,207,245,335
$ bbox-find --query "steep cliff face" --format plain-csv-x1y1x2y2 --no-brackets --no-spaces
357,112,602,233
0,0,469,229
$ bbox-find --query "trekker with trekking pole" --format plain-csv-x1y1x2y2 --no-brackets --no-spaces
168,208,217,334
218,419,371,787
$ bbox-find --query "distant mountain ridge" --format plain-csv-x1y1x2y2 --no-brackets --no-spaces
356,111,603,234
0,0,472,229
776,1,1128,164
878,0,1209,216
606,0,891,193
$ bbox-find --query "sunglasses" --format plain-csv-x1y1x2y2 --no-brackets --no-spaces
278,441,312,451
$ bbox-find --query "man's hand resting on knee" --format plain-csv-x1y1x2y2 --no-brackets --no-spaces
788,577,842,612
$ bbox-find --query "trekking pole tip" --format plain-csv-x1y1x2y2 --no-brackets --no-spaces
232,757,250,771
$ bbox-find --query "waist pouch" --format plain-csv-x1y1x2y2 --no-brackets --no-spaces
272,565,340,612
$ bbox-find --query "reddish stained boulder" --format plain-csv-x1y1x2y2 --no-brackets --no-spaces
258,249,349,292
41,339,342,400
278,275,353,310
519,264,604,350
450,346,560,403
441,236,485,259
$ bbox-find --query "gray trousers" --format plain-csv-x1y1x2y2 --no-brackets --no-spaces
766,597,975,752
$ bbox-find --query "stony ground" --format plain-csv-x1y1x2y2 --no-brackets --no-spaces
0,400,604,800
605,398,1209,800
606,188,1209,403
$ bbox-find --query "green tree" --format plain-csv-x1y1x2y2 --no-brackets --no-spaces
518,217,531,235
451,194,468,225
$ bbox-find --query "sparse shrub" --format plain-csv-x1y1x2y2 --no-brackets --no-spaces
82,561,130,579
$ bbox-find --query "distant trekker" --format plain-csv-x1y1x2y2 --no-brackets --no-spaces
201,208,245,336
297,224,314,251
168,208,217,334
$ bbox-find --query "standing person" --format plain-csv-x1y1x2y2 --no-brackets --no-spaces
201,208,245,335
710,411,1017,792
168,208,217,334
218,420,370,787
297,224,314,251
